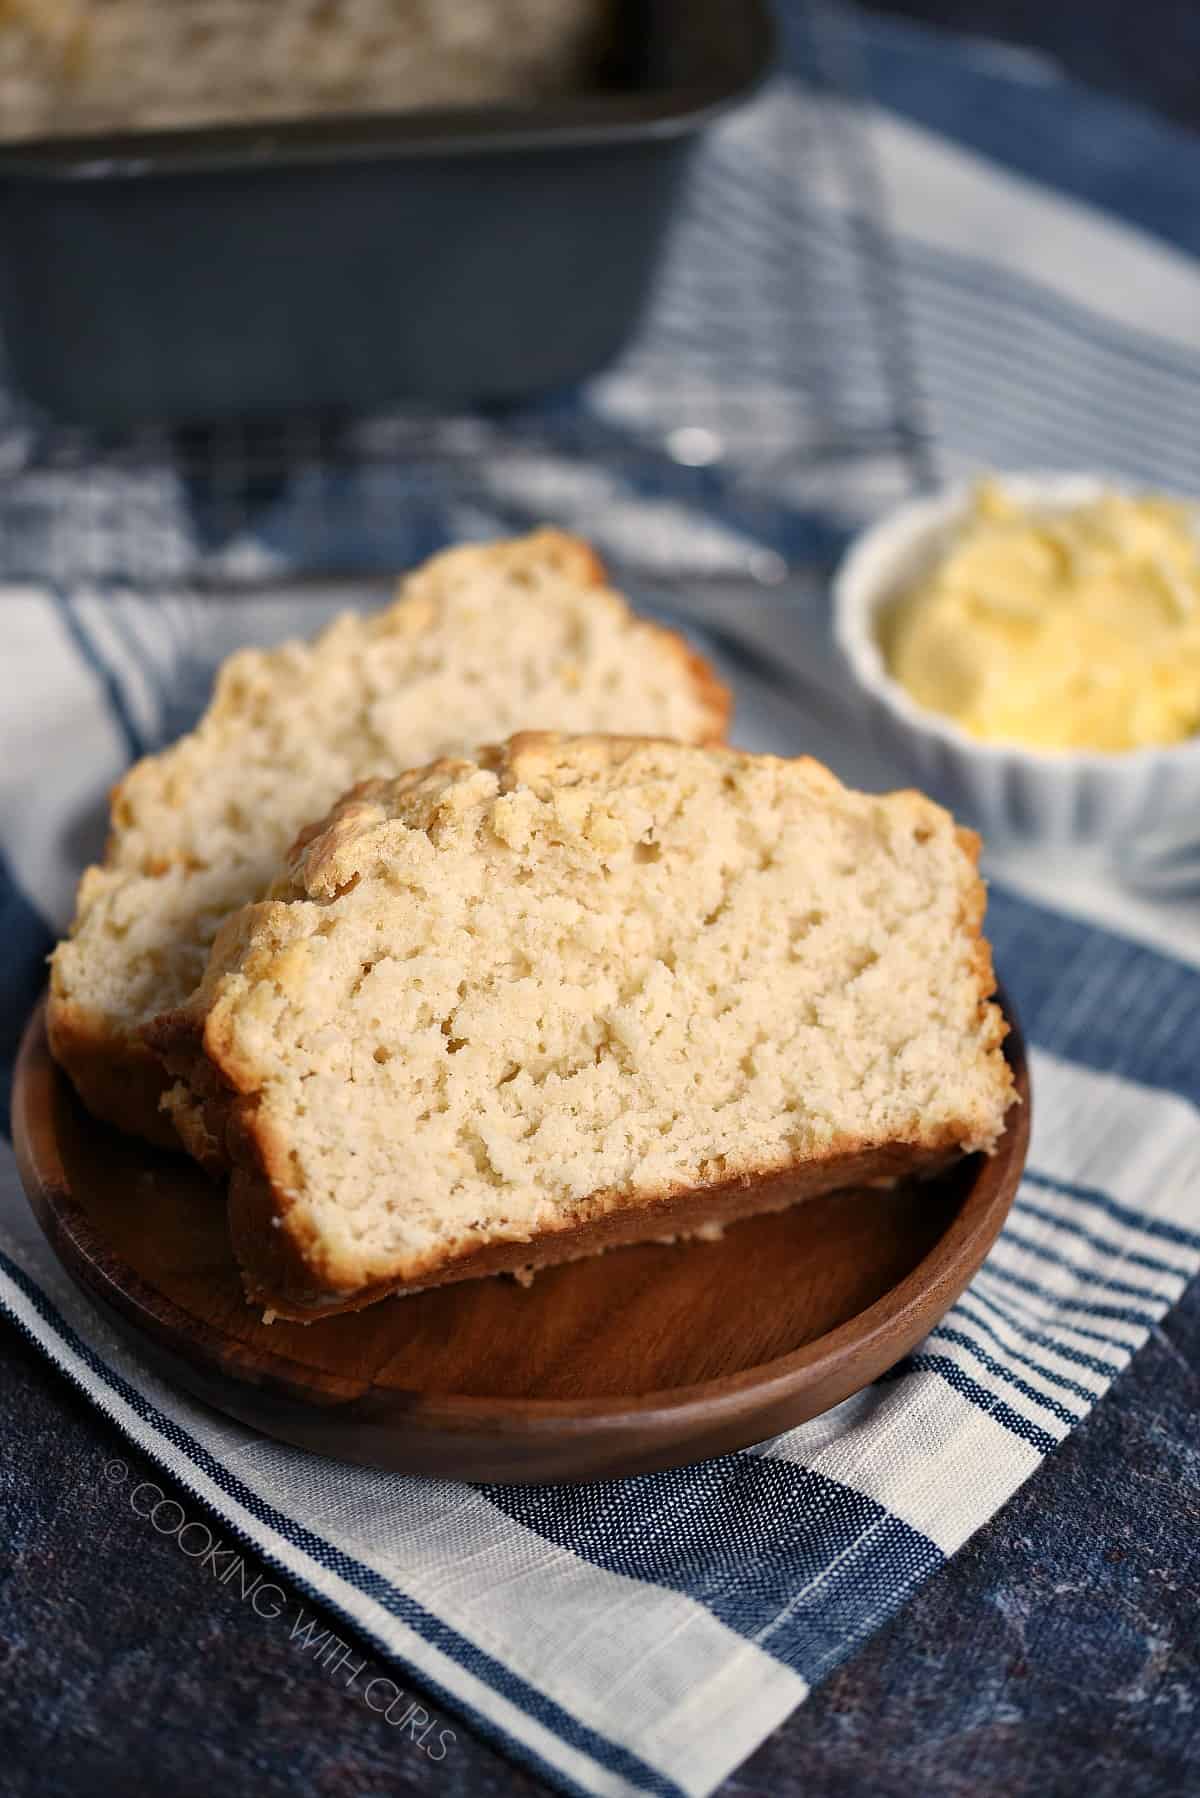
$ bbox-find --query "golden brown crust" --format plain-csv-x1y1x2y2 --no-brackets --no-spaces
501,526,607,591
45,995,179,1149
640,620,732,746
227,1127,965,1321
952,824,1012,1075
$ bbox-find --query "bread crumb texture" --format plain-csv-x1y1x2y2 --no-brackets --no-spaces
175,734,1013,1298
48,532,728,1133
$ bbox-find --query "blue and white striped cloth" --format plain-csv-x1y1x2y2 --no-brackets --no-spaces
3,8,1200,1795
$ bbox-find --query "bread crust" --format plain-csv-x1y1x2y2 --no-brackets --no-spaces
642,621,731,747
46,993,179,1149
227,1138,965,1322
48,531,730,1144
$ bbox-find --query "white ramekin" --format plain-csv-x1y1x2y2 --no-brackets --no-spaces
833,472,1200,844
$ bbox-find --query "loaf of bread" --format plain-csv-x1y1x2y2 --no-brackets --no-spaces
0,0,615,141
49,534,729,1145
147,733,1015,1320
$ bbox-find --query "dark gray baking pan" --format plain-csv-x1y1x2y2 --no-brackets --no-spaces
0,0,774,430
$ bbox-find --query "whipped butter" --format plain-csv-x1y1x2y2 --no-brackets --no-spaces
880,481,1200,751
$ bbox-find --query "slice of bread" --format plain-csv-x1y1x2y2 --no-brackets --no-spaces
48,533,729,1144
147,733,1015,1320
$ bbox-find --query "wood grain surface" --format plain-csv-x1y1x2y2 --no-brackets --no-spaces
13,995,1029,1482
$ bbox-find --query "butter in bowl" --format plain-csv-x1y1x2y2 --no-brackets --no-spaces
834,473,1200,843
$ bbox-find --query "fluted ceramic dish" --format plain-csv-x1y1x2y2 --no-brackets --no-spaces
833,472,1200,845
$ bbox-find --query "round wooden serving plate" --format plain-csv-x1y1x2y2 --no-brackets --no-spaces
13,996,1029,1483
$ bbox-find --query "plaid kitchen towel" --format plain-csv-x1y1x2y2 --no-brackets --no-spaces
3,6,1200,1796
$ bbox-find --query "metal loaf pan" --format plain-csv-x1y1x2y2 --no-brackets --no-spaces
0,0,773,429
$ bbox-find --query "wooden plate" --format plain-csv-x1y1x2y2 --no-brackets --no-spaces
13,996,1029,1483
